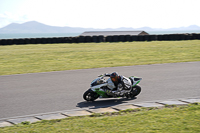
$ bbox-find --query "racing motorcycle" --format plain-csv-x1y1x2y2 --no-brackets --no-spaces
83,74,142,101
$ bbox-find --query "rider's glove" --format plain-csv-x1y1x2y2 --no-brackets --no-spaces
98,74,104,77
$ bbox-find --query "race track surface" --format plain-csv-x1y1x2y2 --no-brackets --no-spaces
0,62,200,119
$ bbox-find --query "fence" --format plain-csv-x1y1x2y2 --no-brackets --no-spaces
0,33,200,45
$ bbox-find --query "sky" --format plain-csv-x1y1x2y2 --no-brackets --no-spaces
0,0,200,29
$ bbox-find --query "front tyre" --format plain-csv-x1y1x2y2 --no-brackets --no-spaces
130,85,141,98
83,89,99,101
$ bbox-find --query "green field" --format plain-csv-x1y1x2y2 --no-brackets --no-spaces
0,41,200,132
1,40,200,75
0,103,200,133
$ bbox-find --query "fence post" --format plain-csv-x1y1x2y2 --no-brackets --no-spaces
144,35,151,41
78,36,85,43
24,38,30,44
0,39,6,45
138,35,145,41
105,36,112,42
92,36,98,42
98,35,104,42
119,35,125,42
85,36,91,42
113,35,119,42
131,35,138,41
125,35,131,42
149,35,157,41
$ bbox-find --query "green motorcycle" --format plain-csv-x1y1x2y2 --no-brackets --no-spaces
83,74,142,101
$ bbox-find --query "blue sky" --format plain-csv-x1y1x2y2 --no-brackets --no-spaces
0,0,200,29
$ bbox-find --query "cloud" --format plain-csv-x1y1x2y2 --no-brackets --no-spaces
0,12,31,28
0,0,200,29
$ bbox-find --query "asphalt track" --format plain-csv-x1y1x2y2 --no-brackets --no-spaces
0,62,200,119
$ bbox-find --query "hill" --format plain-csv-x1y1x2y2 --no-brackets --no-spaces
0,21,94,33
0,21,200,33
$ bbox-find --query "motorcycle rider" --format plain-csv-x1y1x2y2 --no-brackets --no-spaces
104,72,132,96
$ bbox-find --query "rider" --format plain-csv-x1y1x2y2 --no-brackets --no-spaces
104,72,132,95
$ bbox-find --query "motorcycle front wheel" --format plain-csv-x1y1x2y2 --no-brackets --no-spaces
83,89,99,101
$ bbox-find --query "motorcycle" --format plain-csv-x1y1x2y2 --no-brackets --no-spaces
83,74,142,101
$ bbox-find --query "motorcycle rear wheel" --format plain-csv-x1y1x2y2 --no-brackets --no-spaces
129,85,141,98
83,89,99,101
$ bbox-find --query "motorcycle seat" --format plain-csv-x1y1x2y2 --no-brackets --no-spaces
129,77,140,84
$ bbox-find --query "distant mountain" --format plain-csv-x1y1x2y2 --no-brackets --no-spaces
168,25,200,31
0,21,200,33
0,21,95,33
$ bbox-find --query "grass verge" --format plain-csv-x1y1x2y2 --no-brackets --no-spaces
0,103,200,133
0,40,200,75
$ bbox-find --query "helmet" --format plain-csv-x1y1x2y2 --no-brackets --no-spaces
110,72,119,83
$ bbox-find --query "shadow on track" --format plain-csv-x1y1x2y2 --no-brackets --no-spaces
76,97,137,109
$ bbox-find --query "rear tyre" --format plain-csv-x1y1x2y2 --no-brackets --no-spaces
83,89,99,101
130,85,141,98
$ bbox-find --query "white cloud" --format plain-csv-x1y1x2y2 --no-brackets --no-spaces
0,0,200,29
0,12,31,28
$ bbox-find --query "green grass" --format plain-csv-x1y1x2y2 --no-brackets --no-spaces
0,40,200,75
1,103,200,133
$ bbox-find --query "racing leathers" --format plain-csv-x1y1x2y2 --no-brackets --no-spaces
104,73,132,96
